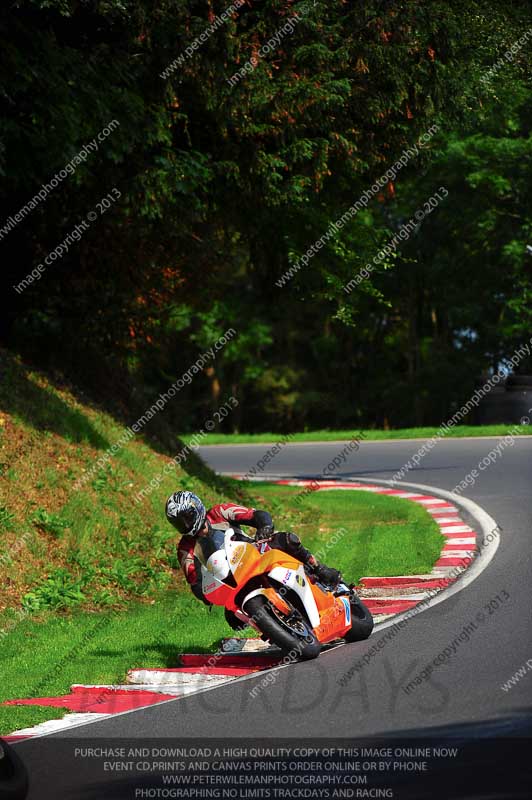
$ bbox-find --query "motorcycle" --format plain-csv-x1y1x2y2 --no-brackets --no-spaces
195,528,374,660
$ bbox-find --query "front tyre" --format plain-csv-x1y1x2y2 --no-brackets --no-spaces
344,596,374,643
244,595,320,660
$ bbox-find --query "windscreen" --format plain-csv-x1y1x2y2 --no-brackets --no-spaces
194,529,227,567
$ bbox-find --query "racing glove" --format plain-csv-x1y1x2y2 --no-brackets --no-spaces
312,564,342,587
255,524,274,541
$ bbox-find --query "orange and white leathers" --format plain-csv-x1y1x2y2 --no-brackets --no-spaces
195,528,353,645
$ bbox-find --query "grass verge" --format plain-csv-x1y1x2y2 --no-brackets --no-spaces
251,483,444,581
0,592,237,736
0,348,248,613
184,424,532,445
0,483,443,735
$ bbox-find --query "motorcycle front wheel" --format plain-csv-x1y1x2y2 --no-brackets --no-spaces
344,595,374,642
244,595,320,660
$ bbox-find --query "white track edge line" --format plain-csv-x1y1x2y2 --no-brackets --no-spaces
343,477,500,631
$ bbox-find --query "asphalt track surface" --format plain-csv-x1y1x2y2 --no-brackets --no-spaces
11,437,532,798
173,437,532,735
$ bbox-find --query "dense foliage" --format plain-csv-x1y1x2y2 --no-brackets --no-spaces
1,0,531,431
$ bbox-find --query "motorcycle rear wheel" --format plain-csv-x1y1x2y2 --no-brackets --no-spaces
244,596,320,660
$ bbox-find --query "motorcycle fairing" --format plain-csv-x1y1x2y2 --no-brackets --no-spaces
196,527,353,644
265,565,321,628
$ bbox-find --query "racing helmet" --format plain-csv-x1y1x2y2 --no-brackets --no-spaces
165,490,207,536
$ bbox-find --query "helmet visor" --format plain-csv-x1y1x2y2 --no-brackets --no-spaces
173,508,198,535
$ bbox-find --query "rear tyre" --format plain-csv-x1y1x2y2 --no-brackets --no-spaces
243,595,320,660
344,596,374,643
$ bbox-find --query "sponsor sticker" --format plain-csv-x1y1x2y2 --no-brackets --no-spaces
230,546,243,565
282,570,292,584
340,596,351,625
295,574,306,587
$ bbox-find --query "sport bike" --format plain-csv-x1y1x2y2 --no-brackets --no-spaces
195,528,374,660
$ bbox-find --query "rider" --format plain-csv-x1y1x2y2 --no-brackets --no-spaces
165,490,341,629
